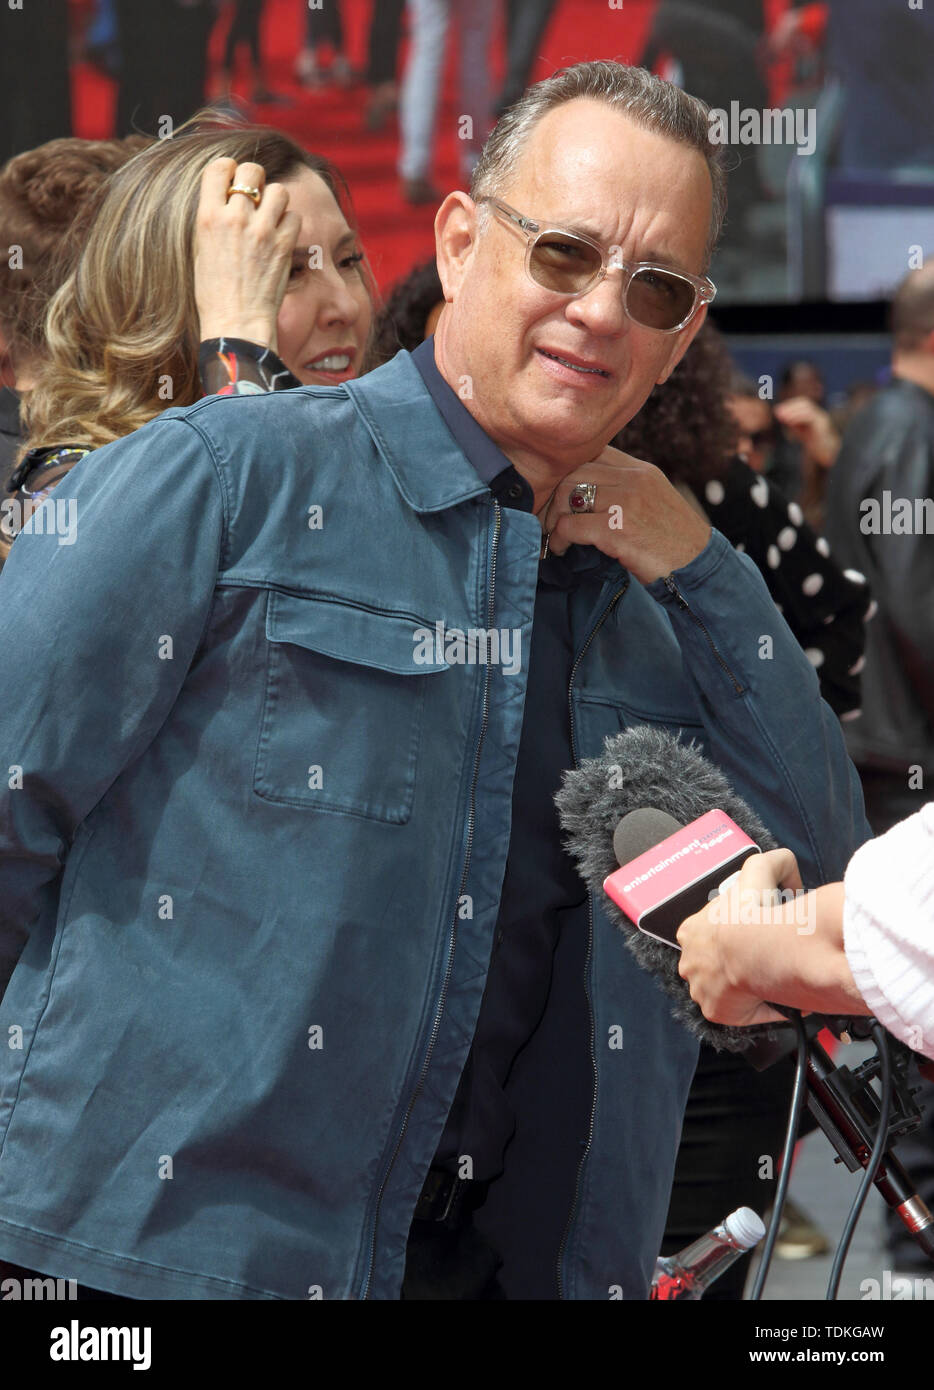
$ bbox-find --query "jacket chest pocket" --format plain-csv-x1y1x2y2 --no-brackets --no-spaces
254,591,447,823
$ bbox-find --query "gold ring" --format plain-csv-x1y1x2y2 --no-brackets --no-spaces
226,183,262,206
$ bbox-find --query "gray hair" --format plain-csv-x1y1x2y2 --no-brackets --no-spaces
470,60,727,268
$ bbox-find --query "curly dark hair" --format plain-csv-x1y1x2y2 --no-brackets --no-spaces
0,135,151,360
371,258,444,364
615,320,739,487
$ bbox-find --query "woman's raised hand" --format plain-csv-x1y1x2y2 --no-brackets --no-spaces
194,157,302,354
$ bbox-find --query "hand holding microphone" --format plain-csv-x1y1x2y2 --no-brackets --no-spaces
556,724,870,1042
556,725,934,1263
676,848,807,1029
555,722,795,1059
677,847,872,1025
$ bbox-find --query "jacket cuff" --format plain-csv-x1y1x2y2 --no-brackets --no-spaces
643,527,733,601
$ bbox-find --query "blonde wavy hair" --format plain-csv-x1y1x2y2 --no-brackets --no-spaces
21,113,377,456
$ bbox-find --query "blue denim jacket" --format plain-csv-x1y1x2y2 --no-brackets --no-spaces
0,350,869,1299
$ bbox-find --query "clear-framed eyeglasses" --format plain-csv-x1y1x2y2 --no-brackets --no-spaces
479,196,716,333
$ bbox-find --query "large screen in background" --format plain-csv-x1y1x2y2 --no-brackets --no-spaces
825,194,934,304
641,0,934,307
5,0,933,309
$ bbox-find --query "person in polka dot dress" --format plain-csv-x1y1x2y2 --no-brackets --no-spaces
618,322,873,722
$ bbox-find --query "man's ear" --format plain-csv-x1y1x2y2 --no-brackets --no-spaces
655,303,708,386
434,191,480,303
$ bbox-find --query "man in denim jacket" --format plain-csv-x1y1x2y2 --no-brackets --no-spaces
0,62,869,1299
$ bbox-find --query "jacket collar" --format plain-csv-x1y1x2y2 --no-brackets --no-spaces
343,350,632,587
343,349,491,514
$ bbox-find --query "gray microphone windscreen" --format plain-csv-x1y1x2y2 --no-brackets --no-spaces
555,724,784,1055
612,808,682,868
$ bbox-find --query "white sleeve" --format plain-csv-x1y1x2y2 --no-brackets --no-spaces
842,802,934,1060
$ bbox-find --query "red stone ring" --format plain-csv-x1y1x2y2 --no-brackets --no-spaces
568,482,597,513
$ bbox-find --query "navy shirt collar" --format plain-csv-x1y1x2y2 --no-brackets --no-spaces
409,336,623,583
410,336,534,509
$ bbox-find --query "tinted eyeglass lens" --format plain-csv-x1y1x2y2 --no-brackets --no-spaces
529,233,603,293
528,232,697,329
626,268,696,330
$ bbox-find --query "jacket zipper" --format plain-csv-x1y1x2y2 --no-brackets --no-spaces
555,577,629,1300
662,575,745,695
359,499,502,1299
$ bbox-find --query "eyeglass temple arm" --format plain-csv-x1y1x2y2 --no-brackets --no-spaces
483,198,538,234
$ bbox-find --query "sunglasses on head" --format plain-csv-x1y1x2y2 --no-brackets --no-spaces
480,197,716,333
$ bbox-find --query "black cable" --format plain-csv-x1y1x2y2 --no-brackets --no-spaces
749,1010,809,1301
825,1022,893,1301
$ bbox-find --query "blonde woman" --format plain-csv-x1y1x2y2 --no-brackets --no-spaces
4,117,375,553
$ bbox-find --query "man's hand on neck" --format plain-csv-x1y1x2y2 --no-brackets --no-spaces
431,328,604,516
429,328,711,582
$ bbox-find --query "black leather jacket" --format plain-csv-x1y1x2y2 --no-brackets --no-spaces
825,377,934,772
